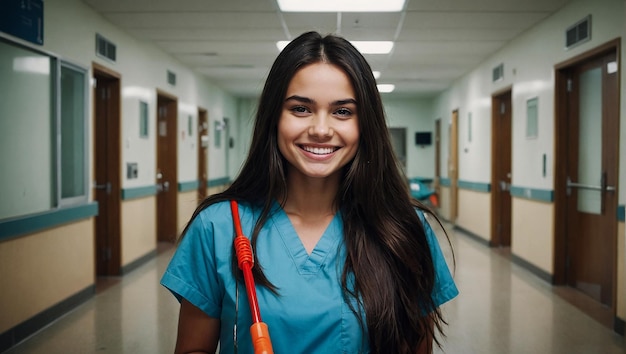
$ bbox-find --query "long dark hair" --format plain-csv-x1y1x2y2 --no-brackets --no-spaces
181,31,450,353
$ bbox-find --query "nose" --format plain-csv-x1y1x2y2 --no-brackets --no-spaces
308,113,333,138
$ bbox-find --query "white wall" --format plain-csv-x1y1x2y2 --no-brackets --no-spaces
42,0,239,189
432,0,625,194
383,96,435,178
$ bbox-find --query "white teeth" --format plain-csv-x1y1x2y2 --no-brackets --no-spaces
302,146,335,155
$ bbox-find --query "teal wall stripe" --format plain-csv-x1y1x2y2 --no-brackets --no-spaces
618,205,625,222
458,180,491,193
208,177,230,187
178,180,199,192
121,185,157,200
0,202,99,241
439,178,451,187
509,186,554,202
409,177,434,184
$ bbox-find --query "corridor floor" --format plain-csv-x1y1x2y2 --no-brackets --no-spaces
4,223,625,353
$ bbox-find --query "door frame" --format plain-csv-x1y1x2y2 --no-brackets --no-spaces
197,107,208,201
434,119,442,206
92,62,121,276
448,110,459,222
554,39,620,308
389,127,408,172
490,88,513,247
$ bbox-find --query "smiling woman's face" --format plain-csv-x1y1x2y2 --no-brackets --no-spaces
278,62,359,181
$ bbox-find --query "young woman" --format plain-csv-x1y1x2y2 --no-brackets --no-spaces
161,31,458,354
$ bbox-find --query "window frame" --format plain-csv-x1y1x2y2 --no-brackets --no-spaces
55,59,90,207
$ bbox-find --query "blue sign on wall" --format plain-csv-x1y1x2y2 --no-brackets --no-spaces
0,0,44,45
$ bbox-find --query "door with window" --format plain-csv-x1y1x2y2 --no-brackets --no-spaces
156,91,178,242
556,43,619,308
93,63,121,276
491,90,512,247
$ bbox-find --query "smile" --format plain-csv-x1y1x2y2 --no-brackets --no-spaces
300,145,339,155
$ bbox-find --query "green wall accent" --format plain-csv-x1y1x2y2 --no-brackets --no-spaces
439,178,451,186
618,205,625,222
178,180,199,192
0,203,99,241
509,186,554,202
208,177,231,187
121,185,157,200
458,180,491,193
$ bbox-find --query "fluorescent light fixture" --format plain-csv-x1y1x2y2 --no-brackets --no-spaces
277,40,393,54
277,0,406,12
377,84,395,93
373,71,381,79
351,41,394,54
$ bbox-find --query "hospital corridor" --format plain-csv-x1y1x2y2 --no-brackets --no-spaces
3,224,625,353
1,0,626,353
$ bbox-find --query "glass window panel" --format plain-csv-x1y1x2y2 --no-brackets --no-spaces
577,67,602,214
140,101,149,138
0,39,52,219
526,97,538,138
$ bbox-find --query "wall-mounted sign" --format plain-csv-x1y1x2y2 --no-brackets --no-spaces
0,0,44,45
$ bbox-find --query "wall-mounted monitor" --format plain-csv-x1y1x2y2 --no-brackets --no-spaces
415,131,432,146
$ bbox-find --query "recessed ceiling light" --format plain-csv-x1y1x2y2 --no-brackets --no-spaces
276,40,393,54
373,71,381,79
277,0,406,12
377,84,395,93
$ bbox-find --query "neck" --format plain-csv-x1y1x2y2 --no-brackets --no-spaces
282,171,340,217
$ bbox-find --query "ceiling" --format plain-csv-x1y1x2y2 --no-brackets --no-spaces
82,0,572,98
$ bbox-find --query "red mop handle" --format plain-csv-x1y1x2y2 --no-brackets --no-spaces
230,200,274,354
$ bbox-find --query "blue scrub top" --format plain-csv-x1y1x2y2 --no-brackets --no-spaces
161,201,458,354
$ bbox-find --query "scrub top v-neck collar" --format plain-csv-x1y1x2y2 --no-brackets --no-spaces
270,201,343,275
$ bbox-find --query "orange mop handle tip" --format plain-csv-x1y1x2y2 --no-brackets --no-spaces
250,322,274,354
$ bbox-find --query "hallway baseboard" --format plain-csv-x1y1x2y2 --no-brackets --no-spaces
0,285,95,353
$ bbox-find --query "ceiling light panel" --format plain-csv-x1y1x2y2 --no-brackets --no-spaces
277,0,406,12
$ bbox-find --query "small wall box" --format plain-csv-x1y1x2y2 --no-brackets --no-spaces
415,132,432,146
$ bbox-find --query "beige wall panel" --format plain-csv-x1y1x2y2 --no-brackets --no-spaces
438,186,451,221
456,189,491,242
618,222,625,321
121,197,156,265
511,198,554,275
178,191,200,236
0,220,94,332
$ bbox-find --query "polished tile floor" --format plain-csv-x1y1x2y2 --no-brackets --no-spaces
4,224,625,354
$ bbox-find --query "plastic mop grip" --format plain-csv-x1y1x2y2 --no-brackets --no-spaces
230,200,274,354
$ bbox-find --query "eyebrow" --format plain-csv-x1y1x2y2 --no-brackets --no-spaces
284,95,357,106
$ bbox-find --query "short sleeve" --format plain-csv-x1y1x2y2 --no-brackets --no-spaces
418,211,459,308
160,211,224,318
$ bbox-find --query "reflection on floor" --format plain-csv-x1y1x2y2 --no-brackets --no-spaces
4,224,625,354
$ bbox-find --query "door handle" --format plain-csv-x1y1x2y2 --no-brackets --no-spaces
94,182,111,195
566,176,615,195
499,180,510,192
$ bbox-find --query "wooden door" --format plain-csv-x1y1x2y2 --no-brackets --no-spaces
156,91,178,242
554,40,620,315
448,110,459,222
563,50,618,306
491,90,512,247
197,108,208,200
92,63,121,276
